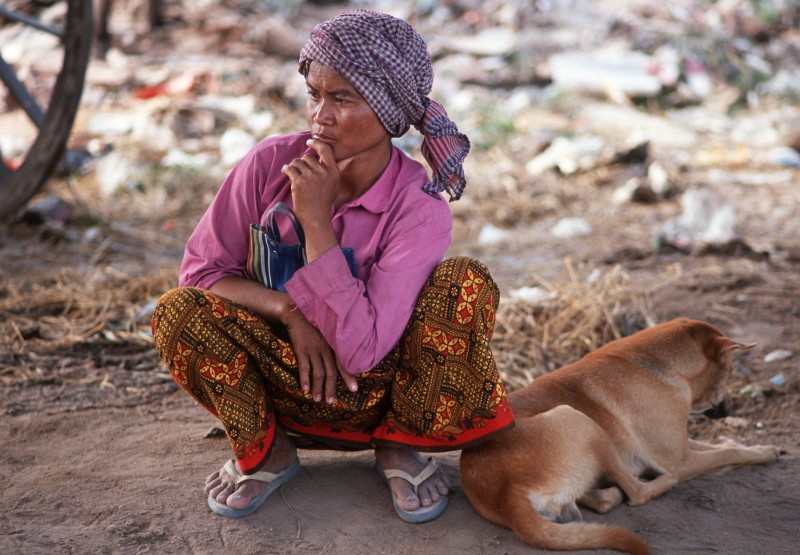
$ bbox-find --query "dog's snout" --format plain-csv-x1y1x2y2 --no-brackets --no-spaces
703,397,731,419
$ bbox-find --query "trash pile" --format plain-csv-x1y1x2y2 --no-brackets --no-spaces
3,1,797,242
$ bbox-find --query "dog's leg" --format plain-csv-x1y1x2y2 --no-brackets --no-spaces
579,486,624,513
688,439,719,451
675,443,780,480
627,472,679,506
579,434,679,510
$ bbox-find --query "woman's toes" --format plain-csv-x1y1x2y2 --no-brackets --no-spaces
203,479,220,494
226,491,247,509
418,486,434,507
209,482,232,502
392,481,420,511
204,471,224,491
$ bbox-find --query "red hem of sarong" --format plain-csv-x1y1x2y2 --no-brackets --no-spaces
275,401,516,453
371,402,516,452
236,424,276,474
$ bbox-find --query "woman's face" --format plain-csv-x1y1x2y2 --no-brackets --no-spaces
305,62,391,164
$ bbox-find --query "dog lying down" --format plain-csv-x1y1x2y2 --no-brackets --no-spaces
460,318,780,555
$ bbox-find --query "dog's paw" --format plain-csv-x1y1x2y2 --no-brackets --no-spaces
758,445,782,460
743,444,781,462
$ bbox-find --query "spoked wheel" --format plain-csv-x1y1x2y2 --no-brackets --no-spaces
0,0,92,221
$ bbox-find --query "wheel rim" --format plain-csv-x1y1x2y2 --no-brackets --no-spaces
0,0,93,222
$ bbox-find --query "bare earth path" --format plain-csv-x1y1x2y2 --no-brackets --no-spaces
1,396,797,555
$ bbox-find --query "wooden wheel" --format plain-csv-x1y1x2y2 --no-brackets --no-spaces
0,0,92,221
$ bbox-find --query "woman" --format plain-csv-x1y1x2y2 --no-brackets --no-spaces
151,9,514,524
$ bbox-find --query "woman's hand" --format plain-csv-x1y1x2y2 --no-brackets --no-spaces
283,305,358,404
281,139,353,227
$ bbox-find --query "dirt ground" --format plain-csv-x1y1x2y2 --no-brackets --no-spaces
2,1,799,554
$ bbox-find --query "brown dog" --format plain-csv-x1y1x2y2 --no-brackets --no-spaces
460,318,780,555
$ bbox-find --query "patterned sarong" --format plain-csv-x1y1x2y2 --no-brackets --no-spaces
151,257,514,473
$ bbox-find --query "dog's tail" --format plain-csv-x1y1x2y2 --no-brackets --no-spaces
504,491,651,555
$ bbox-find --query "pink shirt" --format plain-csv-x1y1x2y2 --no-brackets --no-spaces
180,132,453,374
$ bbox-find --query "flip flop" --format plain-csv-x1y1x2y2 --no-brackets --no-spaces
207,458,301,519
376,456,449,523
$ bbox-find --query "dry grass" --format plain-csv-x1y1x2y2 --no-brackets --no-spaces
1,248,662,391
0,261,175,384
494,259,658,391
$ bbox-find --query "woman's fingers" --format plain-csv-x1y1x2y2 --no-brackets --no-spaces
307,349,349,405
297,353,311,394
281,157,315,177
310,353,326,403
337,361,358,393
323,356,338,405
284,305,345,405
306,138,335,167
304,139,354,178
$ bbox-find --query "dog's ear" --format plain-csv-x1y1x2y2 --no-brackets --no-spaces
718,338,757,354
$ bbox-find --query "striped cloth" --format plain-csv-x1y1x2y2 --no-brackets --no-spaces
299,9,470,201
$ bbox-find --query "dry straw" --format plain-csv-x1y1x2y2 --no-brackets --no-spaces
0,264,174,384
494,259,657,391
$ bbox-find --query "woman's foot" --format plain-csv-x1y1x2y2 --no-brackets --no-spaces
374,446,451,514
205,426,298,511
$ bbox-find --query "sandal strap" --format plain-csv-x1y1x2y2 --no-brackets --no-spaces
380,458,439,493
222,459,283,486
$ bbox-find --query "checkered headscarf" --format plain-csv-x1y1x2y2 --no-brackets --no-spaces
299,9,470,201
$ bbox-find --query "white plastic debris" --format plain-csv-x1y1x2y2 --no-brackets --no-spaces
199,94,256,120
88,111,137,135
766,146,800,168
764,349,793,363
161,148,211,168
247,112,276,136
525,136,605,176
0,134,28,162
701,204,736,244
551,217,592,238
684,57,711,98
647,162,672,196
651,45,681,87
96,150,144,197
658,187,737,248
611,178,640,205
136,300,158,322
219,128,257,167
509,286,556,304
434,27,519,57
477,224,514,245
549,50,663,97
769,374,787,388
583,104,698,150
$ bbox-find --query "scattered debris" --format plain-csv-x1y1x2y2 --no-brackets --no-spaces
477,223,514,245
764,349,793,364
769,374,787,388
551,217,592,239
657,187,738,251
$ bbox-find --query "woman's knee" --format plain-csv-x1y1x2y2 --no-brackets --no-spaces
151,287,204,345
434,256,499,301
